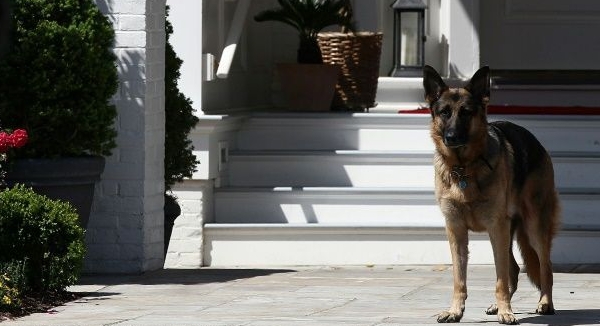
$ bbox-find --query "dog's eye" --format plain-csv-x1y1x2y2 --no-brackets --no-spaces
459,108,473,117
439,107,451,118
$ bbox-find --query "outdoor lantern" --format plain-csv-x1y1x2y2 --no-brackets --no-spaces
390,0,427,77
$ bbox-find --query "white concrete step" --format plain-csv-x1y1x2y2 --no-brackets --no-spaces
373,77,425,113
214,187,600,230
203,224,600,266
235,113,600,153
227,150,433,187
203,112,600,267
236,113,433,151
226,150,600,189
215,187,441,226
376,77,424,103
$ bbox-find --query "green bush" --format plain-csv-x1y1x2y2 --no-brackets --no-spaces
165,9,199,191
0,0,118,158
0,261,24,310
0,185,85,293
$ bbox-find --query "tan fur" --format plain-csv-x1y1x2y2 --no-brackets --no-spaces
425,66,560,325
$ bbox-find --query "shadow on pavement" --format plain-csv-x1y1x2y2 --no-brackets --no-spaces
77,268,297,286
518,309,600,326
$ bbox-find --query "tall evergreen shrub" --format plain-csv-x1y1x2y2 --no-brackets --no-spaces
0,0,118,158
164,9,199,191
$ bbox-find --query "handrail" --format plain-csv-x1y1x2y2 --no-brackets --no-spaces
216,0,250,79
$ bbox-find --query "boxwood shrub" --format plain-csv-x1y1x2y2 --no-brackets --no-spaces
0,0,118,158
0,185,85,293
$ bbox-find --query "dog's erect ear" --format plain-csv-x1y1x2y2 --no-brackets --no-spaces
423,65,448,104
465,66,490,103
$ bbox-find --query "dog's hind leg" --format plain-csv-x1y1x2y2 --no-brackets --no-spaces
529,209,557,314
519,182,559,315
518,220,555,315
534,246,554,315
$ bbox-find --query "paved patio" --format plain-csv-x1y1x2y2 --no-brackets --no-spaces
5,265,600,326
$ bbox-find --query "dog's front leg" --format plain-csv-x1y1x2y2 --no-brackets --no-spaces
438,224,468,323
488,221,518,325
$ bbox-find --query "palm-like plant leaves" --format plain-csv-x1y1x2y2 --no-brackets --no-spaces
255,0,354,63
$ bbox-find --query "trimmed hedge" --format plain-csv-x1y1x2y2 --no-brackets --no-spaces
0,0,118,158
0,185,85,293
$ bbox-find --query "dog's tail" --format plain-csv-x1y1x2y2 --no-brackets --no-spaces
514,221,541,289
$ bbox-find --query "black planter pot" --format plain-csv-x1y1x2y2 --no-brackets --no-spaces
5,156,105,228
164,194,181,258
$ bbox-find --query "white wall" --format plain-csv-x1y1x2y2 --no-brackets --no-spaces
201,0,296,113
480,0,600,70
164,180,213,268
440,0,480,78
88,0,166,274
165,0,203,113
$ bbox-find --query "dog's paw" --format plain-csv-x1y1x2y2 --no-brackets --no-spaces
437,310,463,323
536,302,555,315
485,303,498,315
497,312,519,325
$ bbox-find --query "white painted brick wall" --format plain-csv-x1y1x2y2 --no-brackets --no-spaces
86,0,166,274
118,15,147,31
164,180,214,269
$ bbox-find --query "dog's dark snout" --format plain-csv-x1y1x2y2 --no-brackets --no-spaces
444,128,466,147
444,129,458,144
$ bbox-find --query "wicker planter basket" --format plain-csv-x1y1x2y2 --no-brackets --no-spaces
318,32,383,110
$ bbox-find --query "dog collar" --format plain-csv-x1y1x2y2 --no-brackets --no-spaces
450,156,494,190
451,166,469,189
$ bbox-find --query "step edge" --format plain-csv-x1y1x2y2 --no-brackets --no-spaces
204,223,600,236
216,186,600,196
228,149,600,159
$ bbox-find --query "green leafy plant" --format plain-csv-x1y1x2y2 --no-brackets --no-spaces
0,262,25,310
0,185,85,293
254,0,354,64
165,9,198,192
0,274,20,310
0,0,118,158
0,1,10,57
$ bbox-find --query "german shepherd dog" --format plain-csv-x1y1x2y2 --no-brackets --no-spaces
423,66,560,324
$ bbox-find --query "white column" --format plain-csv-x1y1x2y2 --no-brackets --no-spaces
87,0,166,274
440,0,480,79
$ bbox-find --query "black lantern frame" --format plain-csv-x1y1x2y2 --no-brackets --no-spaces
390,0,427,77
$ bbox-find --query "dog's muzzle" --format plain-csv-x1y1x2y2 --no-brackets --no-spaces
444,129,467,148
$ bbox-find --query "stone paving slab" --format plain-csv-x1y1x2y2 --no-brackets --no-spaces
4,265,600,326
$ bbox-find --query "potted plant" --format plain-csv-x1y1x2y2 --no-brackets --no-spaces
317,1,383,111
0,0,118,228
163,9,199,258
254,0,354,111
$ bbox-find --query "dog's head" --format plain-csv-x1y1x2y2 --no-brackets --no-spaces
424,66,490,152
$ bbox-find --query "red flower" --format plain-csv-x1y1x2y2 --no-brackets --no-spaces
0,132,11,153
0,129,27,153
10,129,28,148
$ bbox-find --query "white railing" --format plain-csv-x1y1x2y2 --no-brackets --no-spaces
216,0,251,79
